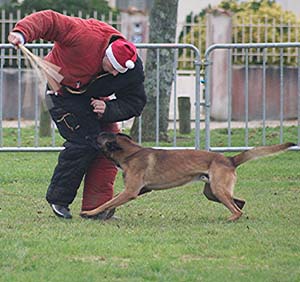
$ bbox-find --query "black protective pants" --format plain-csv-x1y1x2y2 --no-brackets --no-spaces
45,92,102,206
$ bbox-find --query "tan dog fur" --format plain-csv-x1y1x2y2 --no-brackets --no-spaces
80,133,294,221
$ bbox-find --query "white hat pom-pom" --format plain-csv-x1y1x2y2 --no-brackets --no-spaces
125,60,135,69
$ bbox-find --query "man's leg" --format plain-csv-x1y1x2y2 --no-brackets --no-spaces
81,122,119,219
81,154,118,211
46,142,97,218
45,92,101,219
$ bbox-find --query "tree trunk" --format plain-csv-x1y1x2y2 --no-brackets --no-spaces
39,102,51,137
178,96,191,134
130,0,179,141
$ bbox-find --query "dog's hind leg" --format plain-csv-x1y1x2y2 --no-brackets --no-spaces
203,183,246,210
203,183,221,203
233,198,246,210
209,167,243,221
138,187,152,196
212,187,243,221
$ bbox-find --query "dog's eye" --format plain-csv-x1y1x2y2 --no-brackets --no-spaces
106,141,122,151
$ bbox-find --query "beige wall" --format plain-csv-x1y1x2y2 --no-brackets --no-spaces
276,0,300,17
231,66,299,120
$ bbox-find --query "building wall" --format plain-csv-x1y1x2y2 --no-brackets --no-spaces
276,0,300,17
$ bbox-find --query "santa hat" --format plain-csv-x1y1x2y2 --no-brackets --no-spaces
105,39,137,73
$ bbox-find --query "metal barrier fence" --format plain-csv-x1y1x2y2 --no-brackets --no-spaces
0,43,202,151
204,42,300,151
2,9,300,67
1,42,299,152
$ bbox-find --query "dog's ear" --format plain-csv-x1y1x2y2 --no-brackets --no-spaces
106,141,123,152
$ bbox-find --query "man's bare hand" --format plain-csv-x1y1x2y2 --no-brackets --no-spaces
8,32,25,48
90,98,106,118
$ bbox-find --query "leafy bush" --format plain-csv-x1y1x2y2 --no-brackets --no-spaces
179,0,300,67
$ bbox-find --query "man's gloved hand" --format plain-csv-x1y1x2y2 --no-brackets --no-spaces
8,32,25,48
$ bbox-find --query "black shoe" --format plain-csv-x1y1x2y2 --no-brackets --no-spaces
80,208,117,220
50,204,72,219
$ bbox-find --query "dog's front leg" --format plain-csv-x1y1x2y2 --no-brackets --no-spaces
80,189,139,217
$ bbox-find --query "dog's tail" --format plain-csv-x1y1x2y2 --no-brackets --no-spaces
231,142,295,168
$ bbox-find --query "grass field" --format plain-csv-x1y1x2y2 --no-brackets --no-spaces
0,127,299,282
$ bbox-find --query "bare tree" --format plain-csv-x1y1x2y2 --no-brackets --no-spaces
130,0,179,141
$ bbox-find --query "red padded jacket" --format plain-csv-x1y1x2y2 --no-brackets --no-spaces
13,10,124,90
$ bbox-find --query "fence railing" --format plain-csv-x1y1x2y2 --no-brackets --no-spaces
178,14,300,66
1,42,299,152
0,43,202,151
0,9,197,68
204,42,300,151
232,16,300,65
2,9,300,67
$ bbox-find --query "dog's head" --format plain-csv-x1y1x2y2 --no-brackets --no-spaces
96,132,132,155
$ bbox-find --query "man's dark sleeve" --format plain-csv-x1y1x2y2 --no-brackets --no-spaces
100,82,147,123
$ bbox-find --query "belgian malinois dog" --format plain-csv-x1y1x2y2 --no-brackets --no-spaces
80,133,294,221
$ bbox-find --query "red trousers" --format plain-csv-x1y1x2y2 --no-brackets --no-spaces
81,122,119,211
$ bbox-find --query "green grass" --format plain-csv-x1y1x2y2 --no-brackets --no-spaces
1,127,65,147
1,124,299,148
0,128,299,282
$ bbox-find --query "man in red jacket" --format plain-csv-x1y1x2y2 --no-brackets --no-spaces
8,10,147,220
